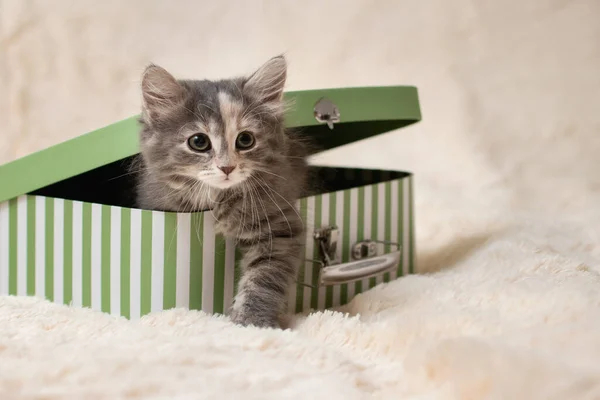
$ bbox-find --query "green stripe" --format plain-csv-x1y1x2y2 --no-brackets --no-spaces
325,192,336,308
409,176,415,274
140,211,152,316
81,203,92,307
45,198,54,301
354,187,365,295
397,179,404,277
189,212,204,311
63,200,73,305
120,208,131,318
213,234,226,314
311,195,322,310
8,199,17,295
101,205,111,313
163,213,177,310
295,198,308,313
26,197,36,296
369,185,378,289
383,182,392,283
340,190,351,305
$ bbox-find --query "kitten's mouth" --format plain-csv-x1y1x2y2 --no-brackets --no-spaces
206,175,245,189
195,168,248,190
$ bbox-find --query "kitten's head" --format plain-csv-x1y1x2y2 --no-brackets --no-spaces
138,55,289,191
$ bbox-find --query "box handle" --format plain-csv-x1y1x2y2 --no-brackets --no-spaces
319,250,401,285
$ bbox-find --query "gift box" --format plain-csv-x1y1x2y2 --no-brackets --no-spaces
0,86,421,319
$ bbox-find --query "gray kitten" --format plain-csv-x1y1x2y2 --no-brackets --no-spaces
135,55,308,328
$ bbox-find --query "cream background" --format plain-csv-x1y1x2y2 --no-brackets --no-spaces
1,0,600,398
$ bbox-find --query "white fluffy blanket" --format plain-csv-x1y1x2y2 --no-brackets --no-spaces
2,1,600,399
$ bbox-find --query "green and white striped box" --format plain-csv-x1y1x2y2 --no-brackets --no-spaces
0,86,421,319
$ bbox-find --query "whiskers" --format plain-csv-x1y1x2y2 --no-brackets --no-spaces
247,178,272,256
248,175,293,239
252,174,303,231
106,159,157,182
253,167,287,181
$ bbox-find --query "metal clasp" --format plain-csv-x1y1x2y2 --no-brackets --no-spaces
313,97,340,130
307,225,403,286
352,239,401,260
313,225,402,266
313,225,340,266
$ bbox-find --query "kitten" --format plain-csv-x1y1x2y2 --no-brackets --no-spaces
135,55,308,329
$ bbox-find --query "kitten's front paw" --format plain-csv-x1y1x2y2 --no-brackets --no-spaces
229,309,279,329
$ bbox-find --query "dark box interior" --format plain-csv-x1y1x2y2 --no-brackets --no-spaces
31,154,409,210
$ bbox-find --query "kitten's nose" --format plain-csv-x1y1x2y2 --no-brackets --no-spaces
218,165,236,176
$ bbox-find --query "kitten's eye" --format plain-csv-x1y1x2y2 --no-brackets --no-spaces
236,131,255,150
187,133,211,152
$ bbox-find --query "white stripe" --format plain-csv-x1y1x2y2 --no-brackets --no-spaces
129,209,142,319
202,213,216,313
151,212,165,313
403,177,411,275
176,213,191,308
332,192,344,307
0,202,9,295
17,196,27,296
376,183,386,285
288,200,300,313
317,194,329,310
91,204,102,311
347,189,358,301
35,197,46,298
390,181,399,281
110,207,121,316
72,201,83,306
362,186,372,291
53,199,64,304
223,238,236,314
303,196,315,312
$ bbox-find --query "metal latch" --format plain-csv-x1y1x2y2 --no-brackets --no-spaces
313,225,340,266
310,225,403,286
352,240,378,260
313,97,340,130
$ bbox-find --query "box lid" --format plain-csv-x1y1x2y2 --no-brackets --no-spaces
0,85,420,203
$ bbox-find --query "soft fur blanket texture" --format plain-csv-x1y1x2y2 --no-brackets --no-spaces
1,1,600,399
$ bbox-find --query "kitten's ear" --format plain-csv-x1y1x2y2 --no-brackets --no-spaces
244,55,287,106
141,64,185,122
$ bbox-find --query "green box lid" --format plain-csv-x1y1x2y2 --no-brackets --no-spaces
0,85,421,203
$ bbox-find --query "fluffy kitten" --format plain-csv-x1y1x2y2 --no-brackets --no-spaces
135,55,308,328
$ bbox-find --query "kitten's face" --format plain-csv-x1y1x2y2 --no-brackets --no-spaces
139,56,288,192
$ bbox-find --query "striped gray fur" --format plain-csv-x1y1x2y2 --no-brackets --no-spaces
135,55,309,328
